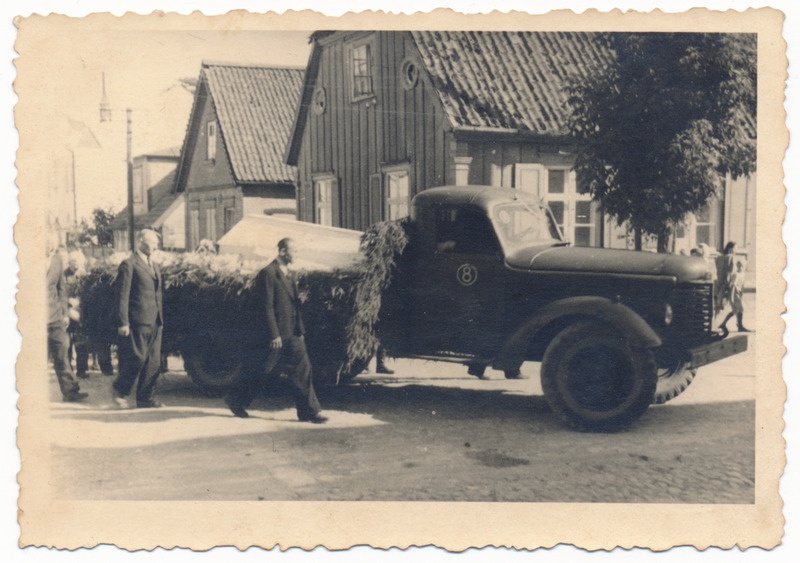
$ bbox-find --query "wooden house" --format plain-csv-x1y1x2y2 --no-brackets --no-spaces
109,148,184,251
286,31,755,270
174,62,304,251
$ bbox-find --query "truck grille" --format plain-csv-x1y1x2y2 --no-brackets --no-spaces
671,283,714,342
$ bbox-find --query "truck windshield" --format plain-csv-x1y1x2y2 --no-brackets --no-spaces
492,202,563,249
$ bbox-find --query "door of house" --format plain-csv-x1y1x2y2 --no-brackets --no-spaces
515,164,596,246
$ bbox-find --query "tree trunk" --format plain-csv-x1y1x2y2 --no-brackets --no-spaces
657,232,670,253
634,228,642,251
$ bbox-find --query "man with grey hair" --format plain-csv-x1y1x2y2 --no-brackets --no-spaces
111,228,164,408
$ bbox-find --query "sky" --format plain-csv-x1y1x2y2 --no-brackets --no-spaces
15,23,313,218
3,2,800,563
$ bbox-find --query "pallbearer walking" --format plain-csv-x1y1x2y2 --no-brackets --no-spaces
225,237,327,423
112,228,165,409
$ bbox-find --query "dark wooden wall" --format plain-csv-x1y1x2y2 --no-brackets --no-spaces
183,83,239,247
296,31,450,230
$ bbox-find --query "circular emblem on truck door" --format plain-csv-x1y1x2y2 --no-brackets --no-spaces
457,263,478,286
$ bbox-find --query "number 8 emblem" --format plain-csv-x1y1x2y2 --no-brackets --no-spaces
457,263,478,286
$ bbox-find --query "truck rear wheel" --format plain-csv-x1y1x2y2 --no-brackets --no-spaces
541,322,657,431
181,332,243,397
652,360,697,404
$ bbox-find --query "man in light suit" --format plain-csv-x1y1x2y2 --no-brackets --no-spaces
112,229,164,408
47,232,87,402
225,237,327,423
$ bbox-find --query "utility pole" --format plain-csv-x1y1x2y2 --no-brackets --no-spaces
126,108,135,251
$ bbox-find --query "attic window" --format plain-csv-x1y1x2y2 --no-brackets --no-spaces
206,121,217,161
351,43,374,100
312,86,327,115
400,57,419,90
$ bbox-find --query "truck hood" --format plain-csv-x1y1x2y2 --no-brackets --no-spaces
505,245,711,283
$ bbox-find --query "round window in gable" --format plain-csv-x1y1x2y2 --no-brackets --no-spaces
400,57,419,90
312,86,327,115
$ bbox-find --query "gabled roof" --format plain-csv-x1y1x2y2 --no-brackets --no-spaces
178,62,304,187
286,31,612,164
110,170,180,231
410,31,612,135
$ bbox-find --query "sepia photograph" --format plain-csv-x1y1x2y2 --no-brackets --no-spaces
6,1,793,558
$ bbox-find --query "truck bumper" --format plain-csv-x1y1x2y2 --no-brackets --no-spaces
687,334,748,369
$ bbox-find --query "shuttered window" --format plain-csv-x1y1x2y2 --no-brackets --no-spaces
205,207,217,241
189,209,200,250
314,175,338,226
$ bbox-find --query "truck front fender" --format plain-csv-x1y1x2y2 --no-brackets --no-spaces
492,296,662,373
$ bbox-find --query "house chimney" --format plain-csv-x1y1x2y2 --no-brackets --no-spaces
99,72,112,122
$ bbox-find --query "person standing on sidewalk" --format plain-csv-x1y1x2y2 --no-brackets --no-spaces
46,233,87,402
111,229,165,409
225,237,327,423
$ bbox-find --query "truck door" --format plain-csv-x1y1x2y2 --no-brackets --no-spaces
413,204,506,356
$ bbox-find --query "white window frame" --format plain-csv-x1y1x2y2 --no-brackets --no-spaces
349,40,375,102
383,165,410,221
206,121,217,161
313,175,336,226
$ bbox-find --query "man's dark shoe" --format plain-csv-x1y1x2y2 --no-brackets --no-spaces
76,371,89,379
299,413,328,424
376,364,394,375
738,326,752,333
63,391,88,402
504,369,529,380
225,398,249,418
137,400,164,408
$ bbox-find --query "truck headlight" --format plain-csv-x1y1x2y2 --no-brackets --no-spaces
664,303,673,326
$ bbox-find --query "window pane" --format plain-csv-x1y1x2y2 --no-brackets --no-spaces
548,201,564,226
574,226,592,247
696,225,710,246
352,44,373,97
575,201,592,224
548,169,565,194
696,203,711,223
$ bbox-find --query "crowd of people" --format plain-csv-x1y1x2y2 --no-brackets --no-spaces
46,229,330,423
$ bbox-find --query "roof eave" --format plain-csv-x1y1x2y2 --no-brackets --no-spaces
452,126,573,145
285,36,324,166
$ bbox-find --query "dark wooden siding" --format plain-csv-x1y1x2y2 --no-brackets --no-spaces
296,31,451,230
183,90,239,247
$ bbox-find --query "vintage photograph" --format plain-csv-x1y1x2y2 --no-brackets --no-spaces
12,6,787,553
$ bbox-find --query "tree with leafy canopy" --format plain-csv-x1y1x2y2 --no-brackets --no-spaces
77,207,115,247
567,32,756,252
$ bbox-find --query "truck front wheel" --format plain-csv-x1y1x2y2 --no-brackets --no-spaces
541,322,657,431
652,360,697,404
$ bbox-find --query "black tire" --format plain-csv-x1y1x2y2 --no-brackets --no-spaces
652,360,697,404
181,333,243,397
541,322,657,431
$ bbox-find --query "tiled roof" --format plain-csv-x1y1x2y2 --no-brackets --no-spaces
203,63,304,183
110,170,179,231
410,31,612,136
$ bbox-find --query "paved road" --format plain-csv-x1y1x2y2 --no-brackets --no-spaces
48,319,756,504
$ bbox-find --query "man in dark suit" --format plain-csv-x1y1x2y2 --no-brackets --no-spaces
112,229,164,409
225,237,327,423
